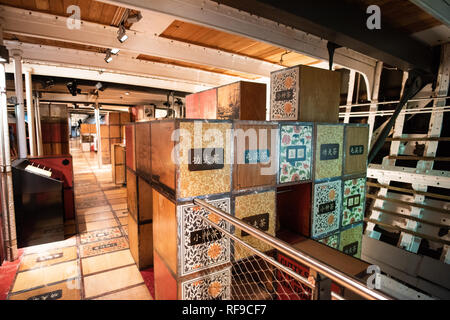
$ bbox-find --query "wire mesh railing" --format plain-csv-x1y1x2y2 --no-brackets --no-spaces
195,198,392,301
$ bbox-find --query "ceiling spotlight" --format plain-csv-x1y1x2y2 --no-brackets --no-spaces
104,51,113,63
124,92,130,96
110,48,120,55
95,82,105,91
0,45,9,63
117,24,128,43
126,12,142,23
67,80,81,96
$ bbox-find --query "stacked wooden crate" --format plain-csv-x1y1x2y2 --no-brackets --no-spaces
125,122,153,270
101,112,130,164
40,104,70,156
111,144,125,185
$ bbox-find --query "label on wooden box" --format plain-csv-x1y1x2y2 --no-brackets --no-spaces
181,267,231,300
276,253,312,300
339,223,363,259
178,198,231,276
312,180,342,238
279,124,312,184
270,68,299,120
188,148,224,171
342,178,366,227
320,144,340,160
349,145,364,156
240,213,269,237
244,149,270,164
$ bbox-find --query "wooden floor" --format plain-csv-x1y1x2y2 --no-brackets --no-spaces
4,142,152,300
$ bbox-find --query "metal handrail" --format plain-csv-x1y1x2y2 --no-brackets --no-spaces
194,198,393,300
197,215,318,299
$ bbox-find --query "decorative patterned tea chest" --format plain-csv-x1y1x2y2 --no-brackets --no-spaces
278,123,313,185
270,65,341,122
186,81,266,120
152,188,232,300
342,177,366,227
151,119,232,200
314,124,344,181
338,223,364,259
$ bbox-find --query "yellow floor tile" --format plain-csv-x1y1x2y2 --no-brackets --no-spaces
78,219,118,233
77,211,115,224
94,284,152,300
12,260,79,293
82,249,134,276
83,265,144,299
77,206,111,216
111,203,127,211
118,217,128,226
19,246,77,272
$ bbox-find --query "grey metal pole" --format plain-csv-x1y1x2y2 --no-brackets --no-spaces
10,49,27,158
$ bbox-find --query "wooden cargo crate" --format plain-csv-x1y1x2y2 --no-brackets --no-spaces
233,189,276,260
135,122,152,181
185,88,217,119
343,124,369,176
276,237,369,300
151,120,232,200
278,123,313,184
111,144,125,185
342,177,366,227
314,124,344,181
109,125,121,139
270,65,341,122
153,188,231,278
311,179,342,239
138,176,153,222
126,168,138,221
338,222,363,259
100,125,109,138
232,121,277,191
120,112,130,124
186,82,267,121
277,183,312,236
128,214,153,269
108,112,120,125
154,250,232,300
125,123,136,171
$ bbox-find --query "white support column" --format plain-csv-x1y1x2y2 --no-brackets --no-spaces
10,49,27,158
343,70,356,123
24,71,36,157
34,95,43,156
367,61,383,145
0,62,17,261
95,103,102,168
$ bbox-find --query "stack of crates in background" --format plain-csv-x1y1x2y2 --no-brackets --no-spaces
100,112,130,164
80,123,96,152
40,103,70,156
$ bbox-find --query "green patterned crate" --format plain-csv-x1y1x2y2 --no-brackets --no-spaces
311,179,342,239
278,123,313,185
339,223,363,259
342,177,366,227
317,232,339,249
314,124,344,181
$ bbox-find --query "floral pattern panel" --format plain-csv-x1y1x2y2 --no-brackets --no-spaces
342,178,366,227
181,267,231,300
177,198,231,276
270,67,299,120
339,223,363,259
279,124,313,184
317,232,339,249
312,180,342,238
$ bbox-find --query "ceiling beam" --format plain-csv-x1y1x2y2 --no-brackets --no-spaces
99,0,378,92
409,0,450,27
4,60,209,94
3,41,240,92
209,0,435,72
0,5,278,78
